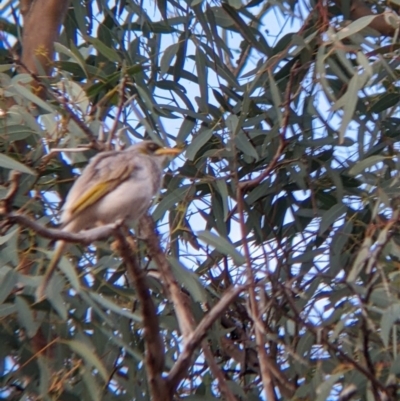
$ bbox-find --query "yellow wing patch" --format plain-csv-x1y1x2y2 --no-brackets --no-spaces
68,162,133,216
70,180,114,215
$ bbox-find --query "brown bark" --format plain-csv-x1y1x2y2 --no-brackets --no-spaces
20,0,71,75
335,0,398,36
19,0,71,97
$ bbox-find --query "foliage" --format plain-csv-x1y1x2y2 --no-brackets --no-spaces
1,0,400,400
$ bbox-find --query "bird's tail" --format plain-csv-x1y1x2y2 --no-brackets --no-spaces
36,240,67,301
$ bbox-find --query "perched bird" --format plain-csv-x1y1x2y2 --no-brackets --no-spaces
36,140,181,300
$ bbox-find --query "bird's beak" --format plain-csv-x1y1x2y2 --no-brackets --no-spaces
155,147,182,157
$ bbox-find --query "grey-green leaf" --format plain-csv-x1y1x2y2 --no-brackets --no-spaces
197,230,245,265
0,154,37,175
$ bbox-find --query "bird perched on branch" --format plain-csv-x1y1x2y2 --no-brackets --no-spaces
36,140,181,300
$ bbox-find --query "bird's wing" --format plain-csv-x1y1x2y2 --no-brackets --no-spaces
63,150,139,218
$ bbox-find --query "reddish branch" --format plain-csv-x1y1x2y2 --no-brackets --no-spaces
167,285,245,390
114,230,167,401
139,215,195,340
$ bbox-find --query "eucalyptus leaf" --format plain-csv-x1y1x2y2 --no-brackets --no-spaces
197,230,245,265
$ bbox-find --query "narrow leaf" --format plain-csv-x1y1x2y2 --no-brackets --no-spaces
381,303,400,348
0,154,36,175
12,82,54,113
65,339,108,382
349,155,387,176
186,129,213,160
319,204,347,236
197,230,245,265
160,43,180,76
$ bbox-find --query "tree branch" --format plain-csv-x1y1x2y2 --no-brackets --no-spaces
139,215,194,340
3,213,121,244
167,285,245,390
140,215,239,400
114,229,166,401
334,0,398,37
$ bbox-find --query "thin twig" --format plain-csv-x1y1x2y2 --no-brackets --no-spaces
238,140,286,193
202,342,238,401
13,58,105,151
39,146,93,166
56,94,104,151
107,72,127,149
4,213,121,244
236,190,276,401
0,171,21,214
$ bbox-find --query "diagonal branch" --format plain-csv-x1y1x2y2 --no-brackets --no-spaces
139,215,239,400
139,215,194,340
167,285,245,390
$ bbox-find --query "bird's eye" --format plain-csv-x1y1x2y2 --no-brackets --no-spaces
147,142,161,153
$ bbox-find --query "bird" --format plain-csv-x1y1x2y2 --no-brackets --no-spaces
36,140,181,300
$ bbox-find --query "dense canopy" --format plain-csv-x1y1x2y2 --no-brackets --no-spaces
1,1,400,400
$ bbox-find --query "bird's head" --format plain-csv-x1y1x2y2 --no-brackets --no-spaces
130,141,181,163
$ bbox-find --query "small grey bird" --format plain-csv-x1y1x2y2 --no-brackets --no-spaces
36,140,181,300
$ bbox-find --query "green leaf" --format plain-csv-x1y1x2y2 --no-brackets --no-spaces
41,250,81,292
381,303,400,348
54,42,88,77
336,15,377,41
44,273,68,320
160,43,180,76
288,248,327,264
82,366,102,401
89,293,142,322
0,154,36,175
215,179,229,221
0,64,13,73
12,80,54,113
0,229,18,245
268,70,283,125
168,258,207,303
226,114,239,136
186,129,213,161
0,267,17,304
316,373,342,401
16,296,39,338
370,93,400,113
86,36,121,62
197,230,245,265
0,303,17,318
65,339,108,382
153,185,194,221
221,4,268,55
349,155,387,176
1,124,37,140
156,0,167,20
195,47,208,111
227,0,242,9
319,204,347,236
177,117,196,143
234,131,259,161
